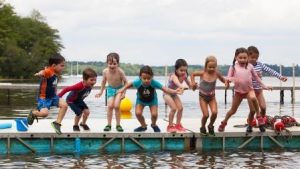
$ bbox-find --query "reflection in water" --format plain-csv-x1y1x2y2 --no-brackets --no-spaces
1,150,300,168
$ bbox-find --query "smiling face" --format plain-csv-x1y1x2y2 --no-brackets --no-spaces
140,73,153,86
235,52,248,65
206,61,217,74
107,58,119,70
176,66,187,77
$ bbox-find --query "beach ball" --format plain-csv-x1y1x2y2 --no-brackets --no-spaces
120,97,132,119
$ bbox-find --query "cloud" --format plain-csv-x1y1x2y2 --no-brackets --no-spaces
7,0,300,65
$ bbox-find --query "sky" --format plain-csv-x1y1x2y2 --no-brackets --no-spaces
6,0,300,66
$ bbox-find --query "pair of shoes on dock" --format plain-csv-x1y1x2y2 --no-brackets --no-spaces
200,126,215,136
134,124,161,132
103,125,124,132
73,123,90,131
167,123,186,133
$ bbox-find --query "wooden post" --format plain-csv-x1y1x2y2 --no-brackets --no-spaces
7,89,10,105
225,89,227,104
279,65,284,104
292,63,295,104
280,90,284,104
105,88,107,106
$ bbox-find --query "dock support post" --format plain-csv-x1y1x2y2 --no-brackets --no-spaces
238,136,256,149
280,90,284,104
128,136,146,150
260,136,264,149
99,137,116,151
7,136,10,154
15,137,36,153
195,137,202,151
161,136,165,151
222,135,225,151
50,136,54,153
121,137,125,153
184,138,190,151
291,89,295,104
268,136,284,148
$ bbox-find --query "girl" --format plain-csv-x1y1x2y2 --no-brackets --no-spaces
218,48,271,133
190,56,228,136
118,65,183,132
164,59,192,133
248,46,287,118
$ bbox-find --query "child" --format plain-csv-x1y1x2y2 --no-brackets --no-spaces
58,68,97,131
190,56,228,136
218,47,271,133
95,53,127,132
27,53,68,135
248,46,287,118
164,59,192,133
118,65,183,132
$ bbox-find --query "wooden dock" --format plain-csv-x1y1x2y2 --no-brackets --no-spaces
1,118,300,154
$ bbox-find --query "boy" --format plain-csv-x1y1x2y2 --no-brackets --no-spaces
27,53,68,135
95,53,127,132
58,68,97,131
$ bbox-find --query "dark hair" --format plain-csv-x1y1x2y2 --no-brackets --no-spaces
232,47,248,70
174,59,188,77
247,46,260,56
48,53,65,66
139,65,153,77
107,52,119,64
83,67,97,80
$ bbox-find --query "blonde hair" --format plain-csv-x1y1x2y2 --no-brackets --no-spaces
204,55,217,69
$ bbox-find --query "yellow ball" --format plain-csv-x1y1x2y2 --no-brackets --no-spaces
120,111,132,119
120,97,132,112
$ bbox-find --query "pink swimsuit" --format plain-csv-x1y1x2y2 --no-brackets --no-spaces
227,63,266,94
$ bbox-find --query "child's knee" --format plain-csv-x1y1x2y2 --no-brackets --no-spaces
107,104,114,110
60,101,68,109
135,111,143,116
39,110,49,117
202,114,209,119
249,96,257,103
83,110,90,116
211,111,218,116
177,106,183,112
169,107,176,113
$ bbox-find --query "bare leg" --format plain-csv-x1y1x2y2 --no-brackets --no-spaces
34,108,49,118
81,109,90,124
173,96,183,125
208,98,218,127
135,104,146,127
223,95,243,123
114,93,123,126
107,97,115,126
256,91,266,117
149,105,158,126
199,98,209,128
163,94,177,126
74,115,81,126
55,99,68,124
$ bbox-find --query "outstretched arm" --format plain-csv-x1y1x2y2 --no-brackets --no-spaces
261,63,287,82
190,70,204,90
118,82,133,94
217,71,229,89
95,70,107,98
161,86,183,95
58,82,83,97
251,67,271,90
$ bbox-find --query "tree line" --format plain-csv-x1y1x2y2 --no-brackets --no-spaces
67,61,300,77
0,1,63,79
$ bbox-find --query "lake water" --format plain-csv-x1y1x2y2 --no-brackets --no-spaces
0,76,300,168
